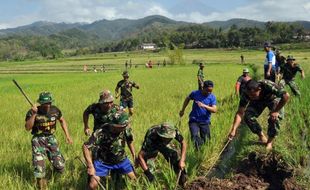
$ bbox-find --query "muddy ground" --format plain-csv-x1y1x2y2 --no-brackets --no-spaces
185,152,304,190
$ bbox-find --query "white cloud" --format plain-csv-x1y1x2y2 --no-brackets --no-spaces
0,0,309,29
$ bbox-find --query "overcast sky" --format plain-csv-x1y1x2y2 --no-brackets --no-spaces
1,0,309,29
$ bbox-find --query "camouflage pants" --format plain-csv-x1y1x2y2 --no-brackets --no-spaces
143,144,180,173
244,99,280,138
279,79,300,96
31,135,65,178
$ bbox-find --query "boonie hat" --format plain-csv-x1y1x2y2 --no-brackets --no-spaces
286,55,295,61
37,92,53,104
122,71,129,77
99,90,114,103
157,122,176,139
243,68,249,73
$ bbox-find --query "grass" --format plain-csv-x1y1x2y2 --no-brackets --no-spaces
0,48,309,189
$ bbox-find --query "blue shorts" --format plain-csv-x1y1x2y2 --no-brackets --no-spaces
120,99,134,108
94,158,134,177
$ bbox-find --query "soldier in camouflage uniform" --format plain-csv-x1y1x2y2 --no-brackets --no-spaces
137,123,187,187
83,111,136,190
25,92,73,190
279,56,305,96
197,62,205,90
83,89,121,136
229,80,290,150
115,71,139,116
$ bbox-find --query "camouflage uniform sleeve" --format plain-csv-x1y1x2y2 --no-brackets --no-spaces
174,129,184,143
141,128,153,151
263,80,286,98
125,127,134,143
116,80,123,88
25,109,33,121
84,104,96,115
84,129,101,149
54,106,63,119
132,81,137,87
296,64,303,72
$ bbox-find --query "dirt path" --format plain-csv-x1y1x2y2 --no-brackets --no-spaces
185,152,304,190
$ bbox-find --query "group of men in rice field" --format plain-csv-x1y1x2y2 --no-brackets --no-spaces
24,42,305,189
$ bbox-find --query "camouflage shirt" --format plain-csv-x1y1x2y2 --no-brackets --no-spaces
282,63,303,81
84,103,121,131
239,80,287,108
141,125,184,153
84,127,133,164
197,69,204,81
116,79,138,100
25,105,62,135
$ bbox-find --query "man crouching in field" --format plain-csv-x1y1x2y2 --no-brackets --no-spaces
82,109,136,190
25,92,73,190
137,122,187,187
229,80,289,150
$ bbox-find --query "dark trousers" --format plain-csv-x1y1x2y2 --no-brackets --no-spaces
189,122,210,149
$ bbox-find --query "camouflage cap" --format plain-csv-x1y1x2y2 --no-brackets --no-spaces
203,80,214,88
122,71,129,77
157,122,176,139
37,92,53,104
109,112,129,133
99,90,114,103
199,62,204,67
243,68,249,73
286,55,295,61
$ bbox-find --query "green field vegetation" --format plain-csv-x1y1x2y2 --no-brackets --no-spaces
0,48,309,189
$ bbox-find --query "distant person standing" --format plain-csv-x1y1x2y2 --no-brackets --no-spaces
163,59,166,67
240,54,245,64
279,56,305,96
115,71,140,116
179,80,217,149
263,42,276,82
197,62,205,90
125,60,128,70
235,68,251,96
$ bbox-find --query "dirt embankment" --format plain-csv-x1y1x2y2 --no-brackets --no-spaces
186,152,304,190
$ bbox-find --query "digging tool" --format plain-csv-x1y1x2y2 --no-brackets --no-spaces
75,156,106,190
12,79,34,106
173,169,182,190
204,139,232,177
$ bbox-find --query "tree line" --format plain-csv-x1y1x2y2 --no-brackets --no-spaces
0,22,307,61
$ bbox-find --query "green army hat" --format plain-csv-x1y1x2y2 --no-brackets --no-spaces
157,122,176,139
99,89,114,103
109,112,129,133
286,55,295,61
37,92,53,104
122,71,129,77
243,68,249,73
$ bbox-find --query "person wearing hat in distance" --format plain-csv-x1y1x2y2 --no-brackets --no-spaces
228,79,290,150
279,55,305,96
83,89,122,136
235,68,252,96
197,62,205,90
25,92,73,190
137,122,187,187
83,111,136,190
275,49,286,78
263,42,276,82
115,71,139,116
179,80,217,149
